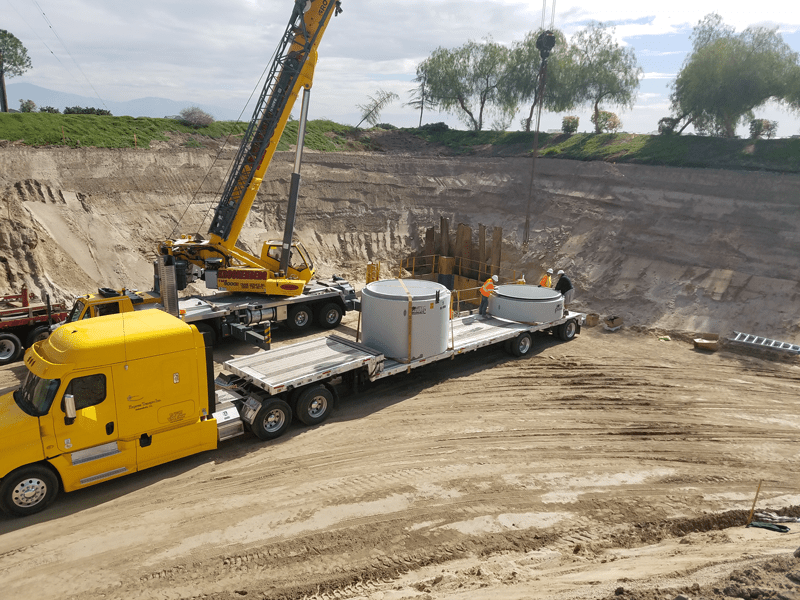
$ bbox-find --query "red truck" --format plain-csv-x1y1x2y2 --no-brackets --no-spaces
0,286,69,366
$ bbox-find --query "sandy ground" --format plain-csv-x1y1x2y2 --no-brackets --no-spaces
1,133,799,598
1,314,799,600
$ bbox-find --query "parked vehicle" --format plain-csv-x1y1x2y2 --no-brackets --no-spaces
0,286,68,366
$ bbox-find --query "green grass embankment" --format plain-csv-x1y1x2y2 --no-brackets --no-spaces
2,113,798,173
411,128,800,173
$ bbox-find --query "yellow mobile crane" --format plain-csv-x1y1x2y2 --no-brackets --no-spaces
162,0,343,296
67,0,355,340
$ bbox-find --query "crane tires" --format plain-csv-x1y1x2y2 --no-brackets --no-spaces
252,399,292,441
509,332,533,357
0,333,22,366
0,464,60,517
26,325,52,348
316,303,343,329
295,385,334,426
287,304,313,331
557,319,578,341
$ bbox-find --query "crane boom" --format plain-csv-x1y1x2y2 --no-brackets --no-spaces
209,0,342,248
161,0,342,297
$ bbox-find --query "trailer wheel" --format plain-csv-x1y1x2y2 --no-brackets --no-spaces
0,464,60,516
316,303,343,329
0,333,22,366
26,325,51,348
509,332,533,357
557,319,578,341
287,304,313,331
252,399,292,441
295,385,333,426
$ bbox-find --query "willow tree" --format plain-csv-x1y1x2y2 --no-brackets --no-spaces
424,38,515,131
570,22,642,133
504,29,583,132
670,13,800,137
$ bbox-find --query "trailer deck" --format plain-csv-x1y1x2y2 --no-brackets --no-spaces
225,311,584,394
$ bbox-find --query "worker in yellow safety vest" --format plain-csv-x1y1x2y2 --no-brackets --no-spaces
479,275,497,316
539,268,553,288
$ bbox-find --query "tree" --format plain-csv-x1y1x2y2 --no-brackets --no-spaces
670,14,800,137
356,89,399,128
179,106,213,128
505,29,583,132
749,119,778,139
570,22,642,133
18,99,35,113
590,110,621,133
0,30,32,113
658,117,679,135
561,116,579,134
405,63,438,128
424,38,515,131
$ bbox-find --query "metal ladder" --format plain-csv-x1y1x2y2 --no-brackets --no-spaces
730,331,800,354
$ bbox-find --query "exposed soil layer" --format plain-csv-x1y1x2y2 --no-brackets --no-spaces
1,133,798,340
0,133,799,599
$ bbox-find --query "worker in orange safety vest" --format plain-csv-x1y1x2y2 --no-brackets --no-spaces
539,268,553,288
479,275,497,316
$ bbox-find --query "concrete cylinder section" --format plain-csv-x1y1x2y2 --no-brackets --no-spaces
488,285,564,323
361,279,451,361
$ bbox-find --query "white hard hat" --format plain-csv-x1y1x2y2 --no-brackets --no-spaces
557,269,565,275
492,275,498,282
546,268,553,274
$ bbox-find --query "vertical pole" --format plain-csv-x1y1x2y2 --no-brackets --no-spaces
280,86,312,275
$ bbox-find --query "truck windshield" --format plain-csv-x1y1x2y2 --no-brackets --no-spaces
67,300,86,322
13,371,61,417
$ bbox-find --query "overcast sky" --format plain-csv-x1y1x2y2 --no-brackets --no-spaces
4,0,800,136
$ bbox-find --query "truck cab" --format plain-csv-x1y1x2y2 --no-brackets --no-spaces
66,288,160,322
0,310,218,516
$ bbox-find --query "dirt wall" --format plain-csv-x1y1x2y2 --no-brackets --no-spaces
1,145,798,340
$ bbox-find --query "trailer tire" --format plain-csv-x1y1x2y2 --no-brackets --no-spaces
316,303,343,329
252,399,292,441
0,464,60,516
295,385,334,426
287,304,313,331
26,325,51,348
557,319,578,341
0,333,22,366
509,332,533,357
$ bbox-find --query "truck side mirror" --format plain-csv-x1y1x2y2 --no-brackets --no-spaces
64,394,77,425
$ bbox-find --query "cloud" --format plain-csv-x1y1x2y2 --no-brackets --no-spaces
4,0,799,133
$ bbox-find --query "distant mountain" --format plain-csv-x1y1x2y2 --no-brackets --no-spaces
6,82,244,121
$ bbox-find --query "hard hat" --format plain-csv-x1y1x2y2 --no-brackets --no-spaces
546,268,553,274
492,275,498,282
557,269,565,275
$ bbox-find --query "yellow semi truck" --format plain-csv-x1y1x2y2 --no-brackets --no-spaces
0,309,301,517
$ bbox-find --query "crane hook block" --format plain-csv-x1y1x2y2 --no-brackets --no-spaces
536,31,556,59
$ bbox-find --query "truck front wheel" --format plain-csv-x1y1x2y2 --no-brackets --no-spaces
0,333,22,366
0,465,60,516
287,304,313,331
252,399,292,441
295,385,333,426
